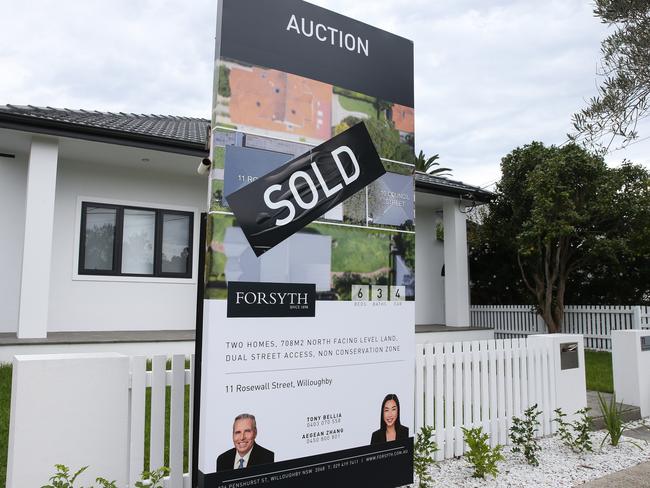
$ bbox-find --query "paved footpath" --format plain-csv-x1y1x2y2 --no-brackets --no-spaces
579,425,650,487
579,460,650,487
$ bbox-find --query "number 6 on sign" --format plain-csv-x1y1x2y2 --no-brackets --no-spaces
390,286,405,301
351,284,369,301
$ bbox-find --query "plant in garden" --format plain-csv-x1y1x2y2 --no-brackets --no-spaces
43,465,169,488
510,404,543,466
135,467,169,488
41,464,117,488
95,478,118,488
462,426,504,479
554,407,593,453
413,425,438,488
597,392,644,448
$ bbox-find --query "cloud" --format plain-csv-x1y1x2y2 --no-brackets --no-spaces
1,0,648,186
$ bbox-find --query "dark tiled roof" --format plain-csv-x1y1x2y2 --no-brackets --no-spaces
0,104,210,148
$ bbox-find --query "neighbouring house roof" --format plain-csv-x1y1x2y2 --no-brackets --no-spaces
415,172,493,203
0,104,492,201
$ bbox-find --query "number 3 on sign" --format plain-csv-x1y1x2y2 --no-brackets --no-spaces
352,285,369,301
372,285,388,301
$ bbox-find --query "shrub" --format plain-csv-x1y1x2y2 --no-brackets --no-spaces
510,403,542,466
135,467,169,488
41,465,116,488
462,427,504,479
43,465,168,488
413,425,438,488
554,407,593,453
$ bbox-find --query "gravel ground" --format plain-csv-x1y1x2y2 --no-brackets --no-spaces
414,421,650,488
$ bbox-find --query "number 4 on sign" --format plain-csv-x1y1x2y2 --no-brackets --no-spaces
390,286,405,301
352,284,369,301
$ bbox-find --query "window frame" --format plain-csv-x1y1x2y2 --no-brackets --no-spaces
78,201,194,279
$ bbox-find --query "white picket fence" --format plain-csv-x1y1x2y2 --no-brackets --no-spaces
470,305,650,351
128,340,557,483
128,354,194,488
414,338,556,461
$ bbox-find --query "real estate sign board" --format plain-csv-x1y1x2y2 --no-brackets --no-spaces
195,1,416,486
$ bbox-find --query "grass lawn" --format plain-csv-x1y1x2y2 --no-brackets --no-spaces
0,364,10,488
584,350,613,393
337,95,378,119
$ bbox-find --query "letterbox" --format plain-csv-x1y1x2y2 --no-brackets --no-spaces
641,336,650,352
560,342,579,370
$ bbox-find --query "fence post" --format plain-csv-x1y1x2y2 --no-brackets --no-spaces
6,353,130,488
536,314,546,334
527,334,586,422
632,306,642,330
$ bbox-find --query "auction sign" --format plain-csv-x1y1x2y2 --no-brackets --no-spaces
195,1,416,487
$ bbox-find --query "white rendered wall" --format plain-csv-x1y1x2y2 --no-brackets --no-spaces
529,333,587,421
48,158,206,332
443,200,470,327
0,341,195,363
612,330,650,417
18,137,59,338
6,353,129,488
0,154,27,334
415,205,445,325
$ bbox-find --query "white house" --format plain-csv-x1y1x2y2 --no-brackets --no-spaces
0,105,492,357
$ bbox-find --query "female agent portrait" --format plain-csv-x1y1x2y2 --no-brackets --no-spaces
370,393,409,444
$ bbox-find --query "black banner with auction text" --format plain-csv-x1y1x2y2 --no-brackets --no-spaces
226,123,385,256
217,0,414,107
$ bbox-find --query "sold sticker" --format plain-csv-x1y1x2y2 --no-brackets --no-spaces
226,122,386,256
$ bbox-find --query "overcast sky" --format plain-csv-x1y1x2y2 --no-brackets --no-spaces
2,0,648,188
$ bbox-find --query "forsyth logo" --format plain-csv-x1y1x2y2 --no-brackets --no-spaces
227,282,316,318
234,291,310,306
227,123,385,256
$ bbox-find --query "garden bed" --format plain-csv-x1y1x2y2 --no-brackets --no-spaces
417,420,650,487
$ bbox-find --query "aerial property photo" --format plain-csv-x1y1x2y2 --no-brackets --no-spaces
1,0,650,487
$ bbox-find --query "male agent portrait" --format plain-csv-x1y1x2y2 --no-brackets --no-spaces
216,413,275,471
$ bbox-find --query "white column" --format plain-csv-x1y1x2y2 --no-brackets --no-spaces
415,205,445,325
442,200,470,326
17,137,58,339
6,353,130,488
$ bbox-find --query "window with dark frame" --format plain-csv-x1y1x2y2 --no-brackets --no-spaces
79,202,193,278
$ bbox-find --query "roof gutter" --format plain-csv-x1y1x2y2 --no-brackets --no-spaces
415,180,493,204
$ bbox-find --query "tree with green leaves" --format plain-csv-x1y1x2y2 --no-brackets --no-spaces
572,0,650,150
414,150,452,176
338,116,415,163
470,141,650,332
